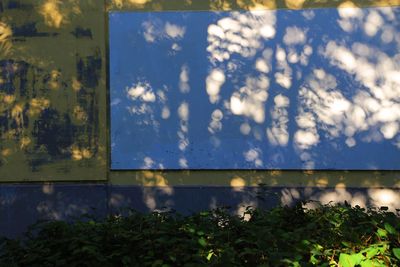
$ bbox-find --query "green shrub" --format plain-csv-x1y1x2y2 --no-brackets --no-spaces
1,202,399,266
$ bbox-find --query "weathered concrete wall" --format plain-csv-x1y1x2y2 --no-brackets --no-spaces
2,183,400,238
0,0,400,237
0,0,106,181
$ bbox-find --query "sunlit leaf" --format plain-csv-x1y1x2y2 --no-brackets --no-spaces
207,250,214,261
339,253,363,267
393,248,400,260
339,253,354,267
360,259,373,267
376,228,387,239
365,247,379,259
384,223,397,235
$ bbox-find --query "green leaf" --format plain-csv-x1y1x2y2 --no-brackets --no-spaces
377,244,388,254
151,259,163,267
365,247,379,259
207,250,214,261
384,223,397,235
310,254,319,265
393,248,400,260
341,241,351,248
197,231,204,236
361,245,382,259
339,253,363,267
376,228,387,239
339,253,354,267
361,260,387,267
360,259,374,267
353,253,364,265
198,237,207,247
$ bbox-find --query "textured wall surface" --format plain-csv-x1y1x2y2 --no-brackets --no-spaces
0,0,398,183
109,8,400,170
1,184,400,238
0,0,400,237
0,0,107,181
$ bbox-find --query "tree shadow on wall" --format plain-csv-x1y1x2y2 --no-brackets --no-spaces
0,0,105,177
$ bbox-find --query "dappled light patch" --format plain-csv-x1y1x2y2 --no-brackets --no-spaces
42,183,54,195
109,192,129,207
39,0,81,28
209,0,232,10
10,104,24,130
236,0,277,10
142,19,186,44
0,1,106,181
127,82,156,103
36,201,62,220
267,94,290,146
368,188,400,211
0,22,12,57
1,148,12,157
19,136,31,149
236,199,256,220
230,176,246,188
315,177,329,188
177,101,190,167
350,192,368,208
0,94,16,110
283,26,307,45
137,171,172,188
280,188,301,205
208,109,223,134
47,69,62,90
274,46,292,89
244,148,263,167
317,184,353,206
206,68,225,103
71,77,82,92
71,146,93,161
40,0,63,28
207,10,276,64
136,172,174,210
179,64,190,93
29,98,50,116
111,0,151,9
228,74,269,123
72,105,88,123
110,6,400,169
284,0,306,10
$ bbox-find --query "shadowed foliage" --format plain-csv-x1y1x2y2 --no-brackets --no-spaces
1,203,400,266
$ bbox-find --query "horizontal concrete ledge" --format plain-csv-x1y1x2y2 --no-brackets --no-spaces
106,0,400,12
109,170,400,187
1,184,399,238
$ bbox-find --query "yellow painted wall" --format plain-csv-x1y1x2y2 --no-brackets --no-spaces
1,0,399,188
0,0,107,181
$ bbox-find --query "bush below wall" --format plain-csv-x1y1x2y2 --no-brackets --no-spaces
1,203,400,267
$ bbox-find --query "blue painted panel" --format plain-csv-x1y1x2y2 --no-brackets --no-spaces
109,7,400,170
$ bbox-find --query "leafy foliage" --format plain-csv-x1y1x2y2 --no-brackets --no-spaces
1,203,399,266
